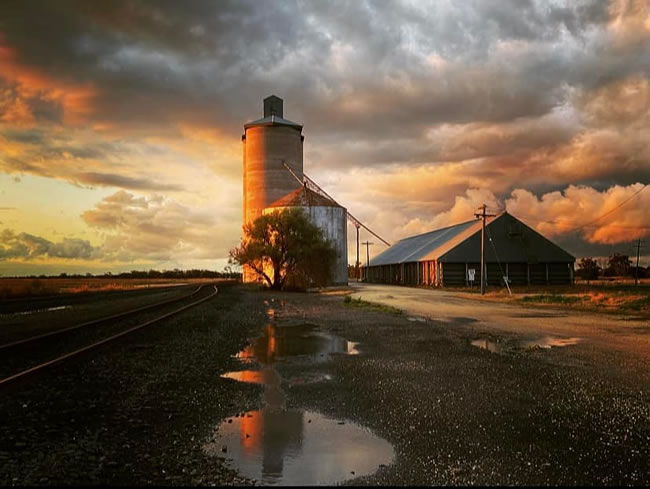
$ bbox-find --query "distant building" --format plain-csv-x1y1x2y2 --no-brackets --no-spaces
364,212,575,287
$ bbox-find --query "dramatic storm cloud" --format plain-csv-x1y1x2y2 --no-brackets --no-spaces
0,0,648,273
0,229,96,260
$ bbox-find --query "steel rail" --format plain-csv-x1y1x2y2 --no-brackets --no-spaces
0,285,219,387
0,285,203,351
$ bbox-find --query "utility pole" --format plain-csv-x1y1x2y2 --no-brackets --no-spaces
362,241,374,281
635,239,640,286
474,204,496,295
355,224,361,281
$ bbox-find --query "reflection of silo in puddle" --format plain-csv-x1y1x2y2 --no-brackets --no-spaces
236,323,305,480
261,408,304,480
235,366,305,480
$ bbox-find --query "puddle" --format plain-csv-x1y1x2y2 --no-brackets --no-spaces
472,336,581,354
212,322,393,485
234,323,359,364
407,316,426,322
222,368,333,386
207,409,394,485
471,338,504,353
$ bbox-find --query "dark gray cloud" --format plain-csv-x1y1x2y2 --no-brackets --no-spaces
0,229,96,260
77,172,183,191
1,0,648,176
0,0,638,138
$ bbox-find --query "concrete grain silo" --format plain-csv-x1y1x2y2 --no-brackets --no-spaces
241,95,348,286
242,95,304,226
263,187,348,285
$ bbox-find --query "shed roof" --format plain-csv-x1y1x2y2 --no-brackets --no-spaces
266,186,343,209
368,218,483,266
368,212,575,266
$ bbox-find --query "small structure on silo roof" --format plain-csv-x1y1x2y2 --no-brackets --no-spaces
263,186,348,285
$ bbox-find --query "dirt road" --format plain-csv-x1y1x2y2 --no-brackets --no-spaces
349,283,650,361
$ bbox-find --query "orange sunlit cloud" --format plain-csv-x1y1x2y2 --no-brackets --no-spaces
0,42,96,126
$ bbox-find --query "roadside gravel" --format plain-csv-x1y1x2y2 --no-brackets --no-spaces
0,284,265,486
260,290,650,486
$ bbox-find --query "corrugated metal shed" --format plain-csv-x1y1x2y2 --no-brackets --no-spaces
369,212,575,266
439,212,575,263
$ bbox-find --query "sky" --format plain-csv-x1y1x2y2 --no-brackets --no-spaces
0,0,649,276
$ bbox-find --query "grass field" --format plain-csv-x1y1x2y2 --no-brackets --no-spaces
456,279,650,315
0,277,219,299
343,294,403,315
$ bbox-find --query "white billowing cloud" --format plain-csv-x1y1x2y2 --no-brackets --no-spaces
349,183,649,263
82,190,239,263
505,183,650,244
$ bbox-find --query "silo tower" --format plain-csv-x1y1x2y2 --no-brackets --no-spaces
242,95,304,226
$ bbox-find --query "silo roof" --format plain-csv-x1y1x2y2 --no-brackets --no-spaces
267,186,344,208
244,114,303,130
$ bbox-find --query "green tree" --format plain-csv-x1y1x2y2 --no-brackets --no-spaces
577,257,600,283
229,208,336,290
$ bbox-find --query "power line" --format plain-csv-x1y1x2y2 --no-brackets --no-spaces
474,204,496,295
570,184,647,232
512,215,650,231
486,225,511,296
282,162,391,247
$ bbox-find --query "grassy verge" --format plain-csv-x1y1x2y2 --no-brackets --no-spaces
518,294,586,305
518,292,650,313
450,282,650,315
343,295,403,315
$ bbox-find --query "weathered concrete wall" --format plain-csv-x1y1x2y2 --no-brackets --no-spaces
264,205,348,286
243,126,303,226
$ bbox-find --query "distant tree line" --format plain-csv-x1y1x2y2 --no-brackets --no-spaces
3,268,241,280
577,253,647,282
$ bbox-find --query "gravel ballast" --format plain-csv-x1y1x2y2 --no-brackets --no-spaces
0,285,265,486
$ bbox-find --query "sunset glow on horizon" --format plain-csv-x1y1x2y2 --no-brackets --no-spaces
1,0,649,276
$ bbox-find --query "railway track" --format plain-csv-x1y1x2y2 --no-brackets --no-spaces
0,284,219,387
